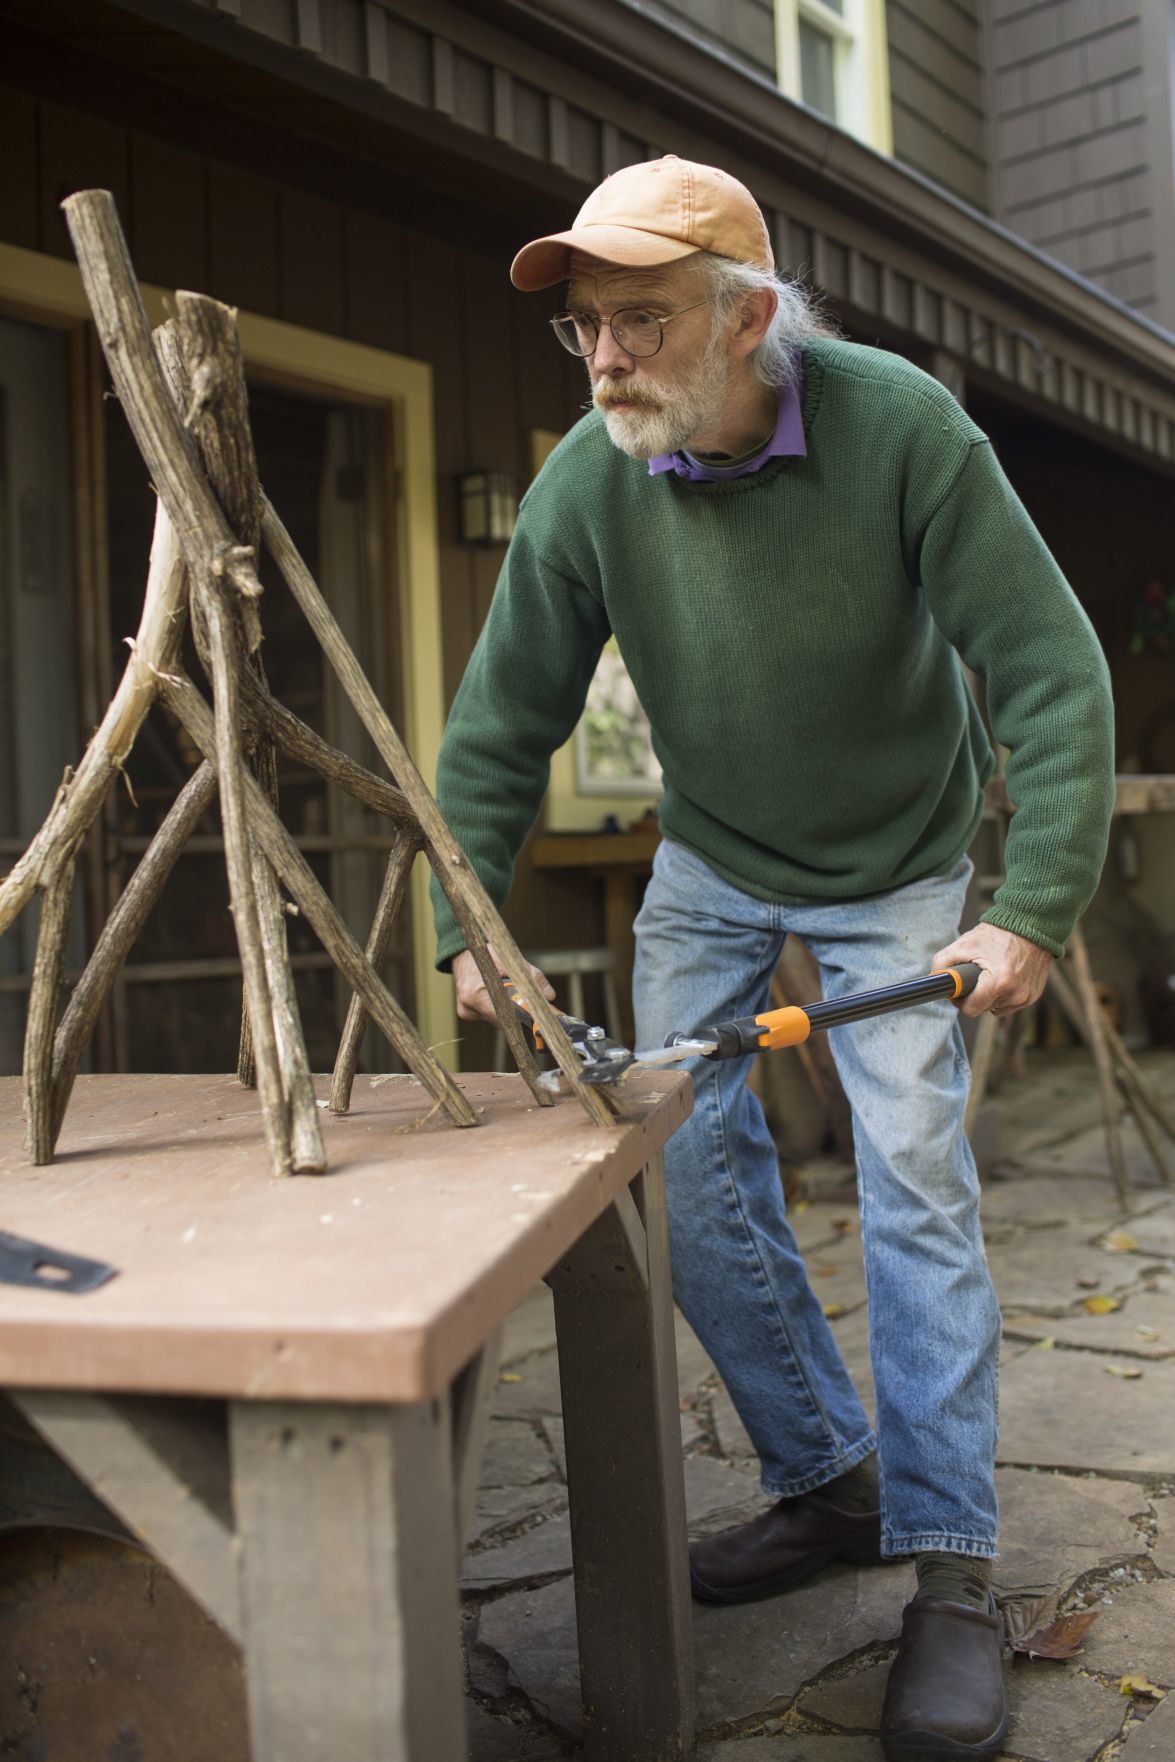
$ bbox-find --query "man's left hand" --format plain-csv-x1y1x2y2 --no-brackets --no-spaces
932,923,1053,1019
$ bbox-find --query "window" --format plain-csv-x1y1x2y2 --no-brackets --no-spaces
774,0,892,155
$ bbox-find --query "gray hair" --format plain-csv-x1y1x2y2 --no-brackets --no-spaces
700,254,839,387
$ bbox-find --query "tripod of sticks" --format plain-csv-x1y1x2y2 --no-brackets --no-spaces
0,190,620,1178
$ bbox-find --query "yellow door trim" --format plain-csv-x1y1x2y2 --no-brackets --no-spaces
0,241,457,1064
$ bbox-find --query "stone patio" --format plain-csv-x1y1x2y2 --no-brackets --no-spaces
462,1050,1175,1761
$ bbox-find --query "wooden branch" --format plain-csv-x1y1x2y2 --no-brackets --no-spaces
261,498,618,1128
428,866,552,1109
61,194,267,644
1066,927,1130,1209
329,827,421,1114
198,571,291,1177
1048,965,1171,1186
23,850,78,1164
244,678,416,825
252,842,325,1172
163,674,479,1128
171,289,275,1085
0,497,186,938
50,761,218,1146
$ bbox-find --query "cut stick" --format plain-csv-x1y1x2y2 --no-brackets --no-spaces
330,827,421,1114
0,497,187,938
164,674,479,1128
50,761,218,1145
261,499,618,1128
197,572,291,1177
23,851,79,1164
429,870,552,1109
173,289,272,1086
252,842,325,1171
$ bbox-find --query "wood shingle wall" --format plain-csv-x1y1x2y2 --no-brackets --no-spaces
986,0,1172,325
887,0,989,212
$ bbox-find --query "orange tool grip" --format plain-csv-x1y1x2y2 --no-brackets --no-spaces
931,966,967,1000
751,1005,812,1050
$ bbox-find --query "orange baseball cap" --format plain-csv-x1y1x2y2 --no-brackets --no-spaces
510,155,774,290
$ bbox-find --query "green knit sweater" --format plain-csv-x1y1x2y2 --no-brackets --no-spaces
432,338,1114,965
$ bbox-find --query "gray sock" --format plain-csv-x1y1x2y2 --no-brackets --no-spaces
820,1451,880,1513
915,1551,993,1610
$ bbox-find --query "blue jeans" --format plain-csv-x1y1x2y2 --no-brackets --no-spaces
633,838,1000,1558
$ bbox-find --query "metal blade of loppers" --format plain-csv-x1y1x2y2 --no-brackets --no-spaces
630,1038,719,1068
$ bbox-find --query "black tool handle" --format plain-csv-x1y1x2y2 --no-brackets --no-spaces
804,962,981,1032
671,962,982,1061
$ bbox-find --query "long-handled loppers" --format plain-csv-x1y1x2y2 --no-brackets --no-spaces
503,963,981,1088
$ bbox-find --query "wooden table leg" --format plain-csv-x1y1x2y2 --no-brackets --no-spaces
548,1150,696,1761
229,1398,466,1762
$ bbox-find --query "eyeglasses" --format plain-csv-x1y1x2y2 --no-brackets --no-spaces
550,301,711,359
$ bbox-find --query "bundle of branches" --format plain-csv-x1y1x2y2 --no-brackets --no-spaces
0,190,619,1178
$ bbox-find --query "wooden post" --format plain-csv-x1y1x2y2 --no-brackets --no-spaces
230,1399,467,1762
548,1152,696,1761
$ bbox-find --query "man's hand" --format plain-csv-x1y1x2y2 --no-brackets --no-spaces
932,923,1053,1019
452,943,557,1026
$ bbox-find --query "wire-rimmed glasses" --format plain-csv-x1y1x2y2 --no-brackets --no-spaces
550,301,711,358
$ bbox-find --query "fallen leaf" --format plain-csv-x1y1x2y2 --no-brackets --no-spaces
793,1199,811,1214
1003,1593,1058,1650
1084,1295,1122,1314
499,1372,522,1384
1076,1276,1101,1289
1118,1675,1165,1698
1034,1336,1057,1350
832,1218,853,1235
1136,1325,1160,1341
1021,1610,1098,1661
1104,1363,1143,1379
814,1264,839,1277
822,1301,846,1319
1103,1231,1138,1253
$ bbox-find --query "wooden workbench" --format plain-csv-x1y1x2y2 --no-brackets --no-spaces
0,1070,695,1762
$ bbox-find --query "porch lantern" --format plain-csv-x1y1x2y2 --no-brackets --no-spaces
458,471,518,545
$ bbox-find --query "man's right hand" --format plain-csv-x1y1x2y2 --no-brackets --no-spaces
452,944,557,1026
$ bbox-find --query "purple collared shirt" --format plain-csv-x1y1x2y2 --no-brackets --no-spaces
647,372,807,482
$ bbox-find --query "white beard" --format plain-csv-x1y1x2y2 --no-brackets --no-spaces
595,329,730,460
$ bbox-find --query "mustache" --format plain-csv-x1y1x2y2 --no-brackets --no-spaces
594,384,662,412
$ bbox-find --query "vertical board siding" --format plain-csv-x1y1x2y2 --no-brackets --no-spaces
887,0,989,212
987,2,1157,316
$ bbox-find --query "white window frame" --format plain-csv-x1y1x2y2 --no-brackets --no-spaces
774,0,893,156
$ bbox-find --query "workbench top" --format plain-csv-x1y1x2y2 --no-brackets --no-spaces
0,1070,690,1404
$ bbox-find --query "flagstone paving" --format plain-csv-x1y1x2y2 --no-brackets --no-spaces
463,1049,1175,1760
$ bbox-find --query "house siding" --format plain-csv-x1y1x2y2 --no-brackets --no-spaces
986,0,1164,320
641,0,776,81
887,0,989,211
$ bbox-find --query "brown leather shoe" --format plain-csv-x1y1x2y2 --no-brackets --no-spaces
880,1594,1009,1761
689,1490,883,1603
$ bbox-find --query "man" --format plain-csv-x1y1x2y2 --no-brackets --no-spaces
431,156,1114,1762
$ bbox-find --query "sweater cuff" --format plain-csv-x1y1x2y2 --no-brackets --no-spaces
434,932,468,975
979,905,1065,962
